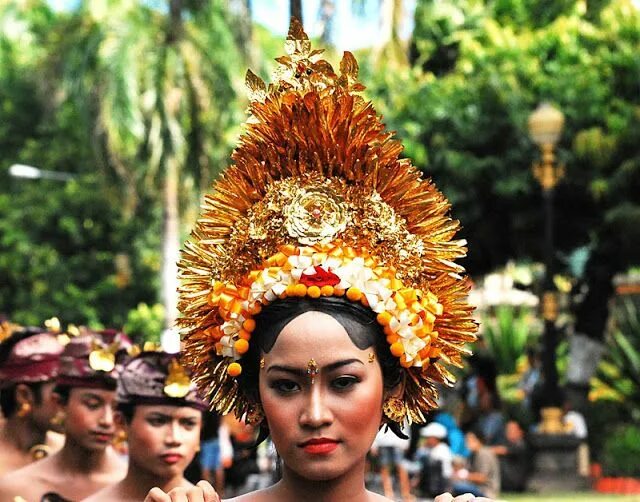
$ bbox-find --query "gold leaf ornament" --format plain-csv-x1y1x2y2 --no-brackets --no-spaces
88,340,120,372
164,359,191,398
88,348,116,372
284,186,348,245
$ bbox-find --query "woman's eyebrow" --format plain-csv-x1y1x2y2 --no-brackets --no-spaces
266,358,364,375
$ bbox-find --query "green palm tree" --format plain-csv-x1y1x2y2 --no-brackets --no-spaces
50,0,243,338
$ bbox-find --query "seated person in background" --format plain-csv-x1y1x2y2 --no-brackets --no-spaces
563,396,589,477
452,429,501,499
415,422,453,497
491,419,530,492
477,391,505,446
86,350,207,501
434,411,469,458
0,329,130,502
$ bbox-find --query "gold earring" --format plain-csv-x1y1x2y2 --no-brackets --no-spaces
17,402,31,417
368,353,375,363
50,410,65,426
246,403,265,425
383,397,406,423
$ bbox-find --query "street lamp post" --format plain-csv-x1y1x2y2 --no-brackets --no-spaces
528,103,565,411
9,164,76,182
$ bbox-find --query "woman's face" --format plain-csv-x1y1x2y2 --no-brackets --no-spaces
62,387,118,451
125,404,202,480
259,311,385,481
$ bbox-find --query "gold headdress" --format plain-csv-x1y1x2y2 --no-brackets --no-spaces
178,19,477,424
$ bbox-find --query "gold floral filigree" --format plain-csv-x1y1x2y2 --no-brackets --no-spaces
284,186,348,244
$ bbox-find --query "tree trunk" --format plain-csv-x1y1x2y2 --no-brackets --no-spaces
161,155,180,351
318,0,335,45
290,0,303,24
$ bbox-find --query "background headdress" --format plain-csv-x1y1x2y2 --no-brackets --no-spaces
57,328,131,389
0,323,64,388
117,351,207,410
179,19,477,424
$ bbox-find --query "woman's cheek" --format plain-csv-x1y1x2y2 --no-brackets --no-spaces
341,383,384,434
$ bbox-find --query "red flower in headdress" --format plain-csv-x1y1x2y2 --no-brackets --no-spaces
299,266,341,287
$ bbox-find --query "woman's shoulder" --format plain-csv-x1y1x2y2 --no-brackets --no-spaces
224,489,270,502
367,490,395,501
226,490,393,502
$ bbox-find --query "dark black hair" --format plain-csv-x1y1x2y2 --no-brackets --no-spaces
116,402,135,423
236,296,405,440
463,423,486,444
52,384,71,405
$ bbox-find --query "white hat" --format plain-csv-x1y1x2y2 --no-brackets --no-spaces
420,422,447,439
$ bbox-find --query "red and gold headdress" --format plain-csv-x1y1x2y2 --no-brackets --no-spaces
178,20,476,424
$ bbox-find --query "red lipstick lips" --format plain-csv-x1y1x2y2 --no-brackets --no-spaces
90,431,114,443
160,453,184,465
300,437,339,455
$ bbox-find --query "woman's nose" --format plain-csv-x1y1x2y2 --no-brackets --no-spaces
299,385,333,428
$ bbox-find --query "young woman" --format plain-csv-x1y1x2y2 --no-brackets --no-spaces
87,351,207,501
0,329,130,501
146,18,478,502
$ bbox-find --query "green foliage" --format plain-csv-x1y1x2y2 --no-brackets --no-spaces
124,303,165,345
482,305,540,374
365,0,640,279
0,0,242,327
601,424,640,477
595,300,640,422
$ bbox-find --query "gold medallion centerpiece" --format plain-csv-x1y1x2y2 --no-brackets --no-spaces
178,19,477,424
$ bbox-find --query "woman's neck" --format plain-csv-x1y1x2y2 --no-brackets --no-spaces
274,459,372,502
117,460,187,499
2,416,47,452
55,436,111,473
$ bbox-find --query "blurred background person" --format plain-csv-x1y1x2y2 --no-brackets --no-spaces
0,329,130,501
87,351,207,501
414,422,453,498
199,412,232,495
371,423,413,501
452,428,501,499
0,323,65,474
476,391,506,447
491,419,531,493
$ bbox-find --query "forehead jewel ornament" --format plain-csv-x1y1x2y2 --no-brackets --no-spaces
177,18,477,424
306,359,319,384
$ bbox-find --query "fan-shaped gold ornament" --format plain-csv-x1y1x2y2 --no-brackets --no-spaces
178,18,476,424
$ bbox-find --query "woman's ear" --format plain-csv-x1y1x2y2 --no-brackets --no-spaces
383,371,406,402
15,383,35,407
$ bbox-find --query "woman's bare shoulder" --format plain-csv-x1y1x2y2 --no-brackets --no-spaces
224,488,274,502
367,490,395,501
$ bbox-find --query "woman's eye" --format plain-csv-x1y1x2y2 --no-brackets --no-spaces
331,376,359,391
271,379,300,394
181,419,198,430
147,417,167,427
83,400,101,410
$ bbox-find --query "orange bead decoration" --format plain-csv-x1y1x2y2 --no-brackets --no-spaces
346,287,362,302
307,285,321,298
227,363,242,377
390,341,404,357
